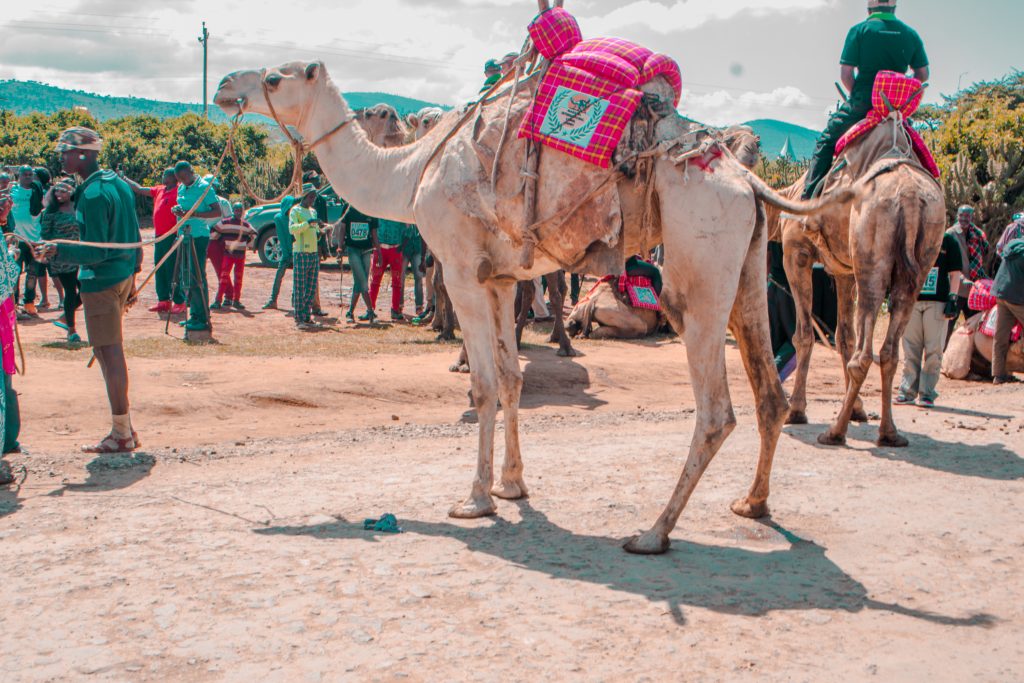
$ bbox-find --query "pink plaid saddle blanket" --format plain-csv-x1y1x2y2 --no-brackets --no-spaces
979,306,1024,343
518,7,682,169
834,71,940,178
580,274,661,311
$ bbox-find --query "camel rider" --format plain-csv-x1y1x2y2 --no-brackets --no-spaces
802,0,930,199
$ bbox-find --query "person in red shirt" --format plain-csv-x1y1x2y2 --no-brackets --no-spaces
124,169,184,314
210,203,256,309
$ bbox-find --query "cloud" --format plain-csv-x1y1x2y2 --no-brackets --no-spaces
579,0,834,35
681,86,831,128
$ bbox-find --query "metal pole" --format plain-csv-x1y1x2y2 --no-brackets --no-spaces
198,22,210,118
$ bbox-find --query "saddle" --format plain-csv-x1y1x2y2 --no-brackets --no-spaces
834,71,939,179
443,7,691,275
518,7,682,169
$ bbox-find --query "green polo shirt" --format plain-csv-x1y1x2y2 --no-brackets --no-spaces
57,170,141,293
841,12,928,108
175,177,219,238
377,219,405,246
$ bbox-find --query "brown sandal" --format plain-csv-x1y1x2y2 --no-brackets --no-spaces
81,434,138,454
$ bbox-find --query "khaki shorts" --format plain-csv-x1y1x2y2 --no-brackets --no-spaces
81,278,133,348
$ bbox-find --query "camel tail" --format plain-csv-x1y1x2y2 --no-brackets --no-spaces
892,200,922,289
743,169,858,218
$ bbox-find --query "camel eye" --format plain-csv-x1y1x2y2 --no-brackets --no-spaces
265,73,282,87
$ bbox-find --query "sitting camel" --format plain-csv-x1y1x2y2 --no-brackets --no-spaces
214,3,851,553
776,114,946,447
943,312,1024,380
567,278,662,339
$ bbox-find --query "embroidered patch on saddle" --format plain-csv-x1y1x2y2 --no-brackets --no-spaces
539,87,611,149
619,275,660,311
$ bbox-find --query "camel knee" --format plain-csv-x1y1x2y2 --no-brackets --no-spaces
847,351,872,377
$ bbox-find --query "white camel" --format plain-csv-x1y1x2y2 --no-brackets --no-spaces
214,7,849,554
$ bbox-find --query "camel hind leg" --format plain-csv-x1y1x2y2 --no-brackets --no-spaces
875,277,918,447
818,278,886,446
625,165,751,554
728,204,788,520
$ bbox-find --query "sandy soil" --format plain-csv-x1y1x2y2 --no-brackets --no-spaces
1,239,1023,681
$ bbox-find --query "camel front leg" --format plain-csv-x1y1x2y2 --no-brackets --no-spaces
514,279,533,350
545,271,576,356
728,217,788,520
444,274,501,519
491,279,528,500
782,236,816,424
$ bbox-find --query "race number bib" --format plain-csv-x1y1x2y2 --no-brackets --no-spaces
920,267,939,296
350,222,370,241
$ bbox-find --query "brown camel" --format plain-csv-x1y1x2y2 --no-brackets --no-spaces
776,116,946,447
214,2,852,553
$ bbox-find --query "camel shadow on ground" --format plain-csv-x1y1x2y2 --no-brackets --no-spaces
518,348,607,411
785,424,1024,481
47,452,156,496
255,501,992,628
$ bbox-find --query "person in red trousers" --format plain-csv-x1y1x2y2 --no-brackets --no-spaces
210,203,255,309
369,218,407,321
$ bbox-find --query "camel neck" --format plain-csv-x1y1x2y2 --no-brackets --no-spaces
299,79,426,222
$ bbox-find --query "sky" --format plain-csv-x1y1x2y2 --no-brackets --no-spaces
0,0,1020,130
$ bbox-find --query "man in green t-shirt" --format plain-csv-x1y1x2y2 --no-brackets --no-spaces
895,232,961,407
171,161,222,332
36,127,143,453
803,0,930,199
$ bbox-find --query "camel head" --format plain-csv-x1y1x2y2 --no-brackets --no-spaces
721,125,761,170
354,104,409,148
406,107,445,141
536,0,565,9
214,60,346,137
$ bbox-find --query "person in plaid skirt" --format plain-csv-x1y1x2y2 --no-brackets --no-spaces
945,205,990,345
289,185,322,330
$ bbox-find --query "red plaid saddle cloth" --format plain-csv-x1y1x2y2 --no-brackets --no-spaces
967,278,997,312
980,305,1024,342
519,8,682,168
834,71,940,179
618,275,661,311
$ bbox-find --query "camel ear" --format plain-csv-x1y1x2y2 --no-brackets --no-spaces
406,113,420,128
305,62,320,81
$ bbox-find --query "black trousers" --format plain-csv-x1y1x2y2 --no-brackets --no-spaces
55,271,81,331
804,102,871,199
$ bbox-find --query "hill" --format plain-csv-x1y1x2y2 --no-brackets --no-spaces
0,80,446,123
744,118,818,160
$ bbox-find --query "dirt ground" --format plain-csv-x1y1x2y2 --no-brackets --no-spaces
1,237,1023,682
